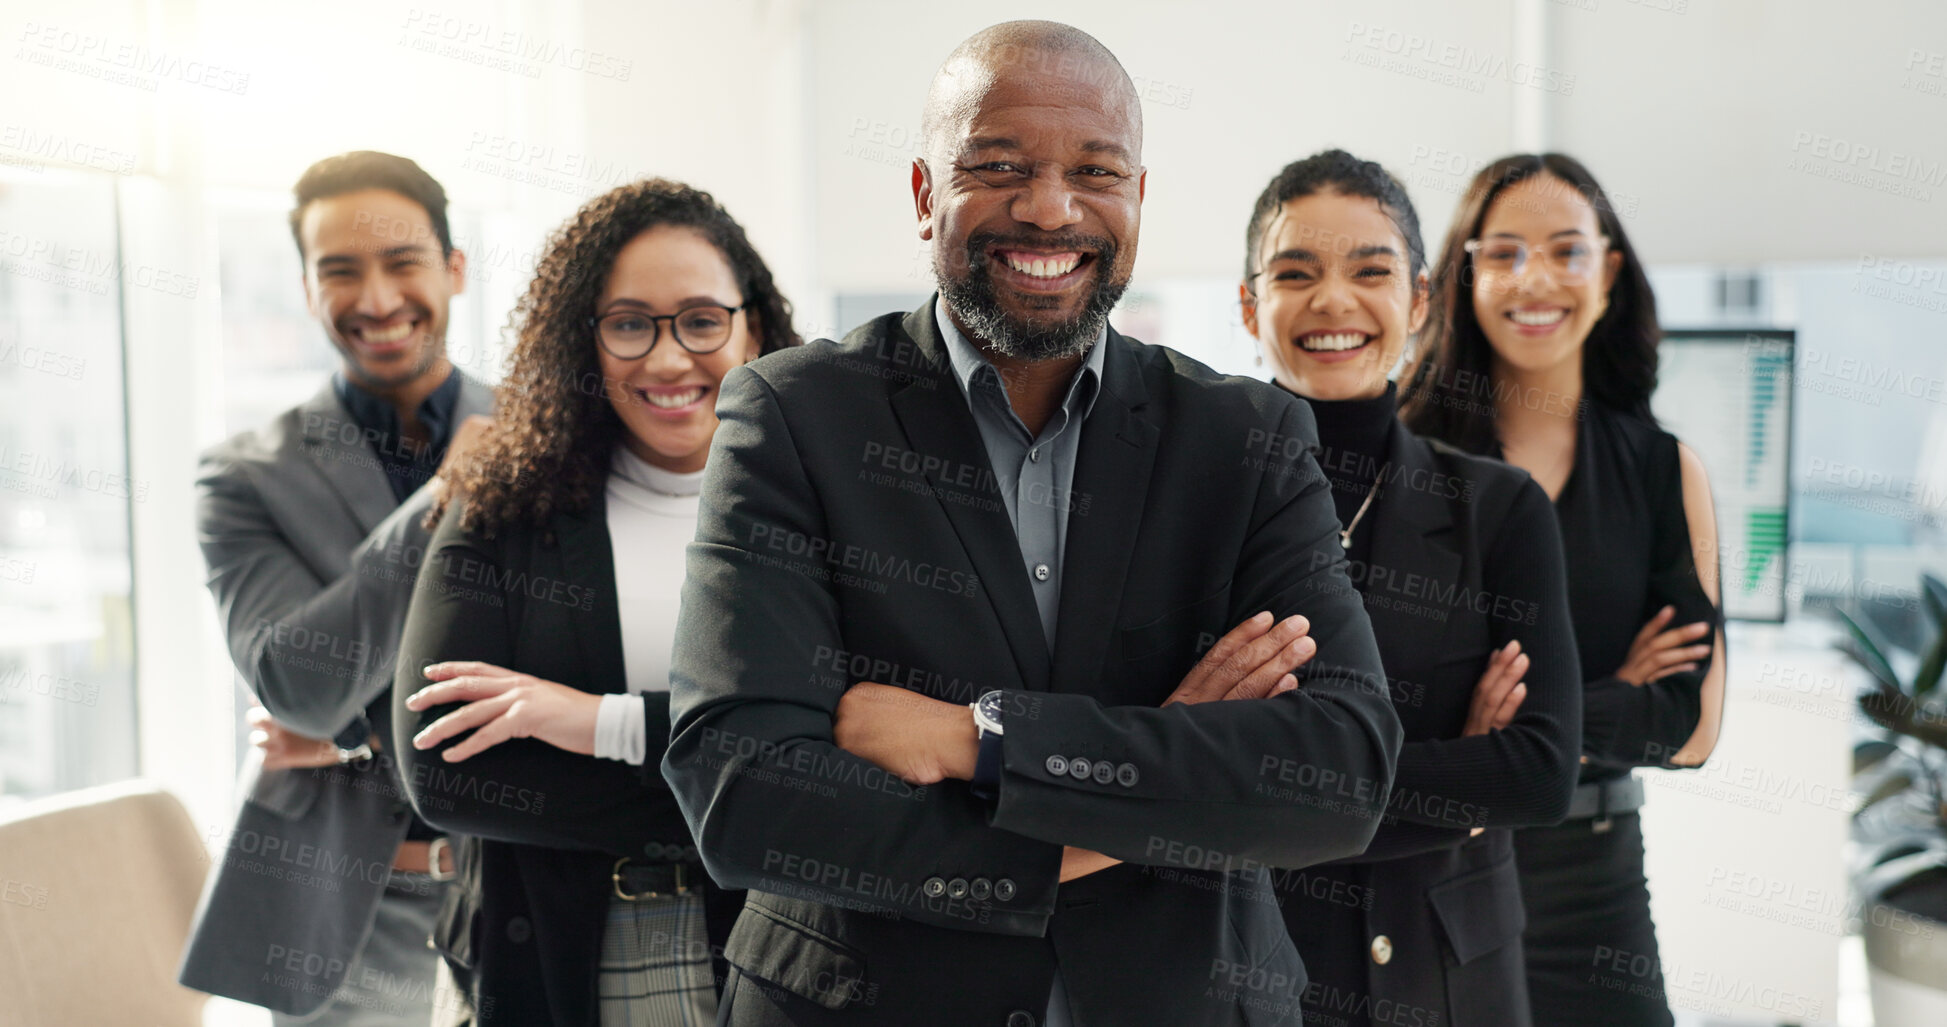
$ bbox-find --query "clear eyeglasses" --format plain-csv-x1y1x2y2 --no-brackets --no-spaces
1463,236,1610,283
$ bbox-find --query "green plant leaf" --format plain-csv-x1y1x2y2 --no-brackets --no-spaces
1855,769,1916,817
1836,609,1902,693
1855,739,1900,775
1923,574,1947,627
1916,617,1947,699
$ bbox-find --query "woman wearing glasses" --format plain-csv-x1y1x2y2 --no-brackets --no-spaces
1239,149,1584,1027
390,178,801,1025
1400,154,1725,1027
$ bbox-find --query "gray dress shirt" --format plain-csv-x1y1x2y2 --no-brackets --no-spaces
935,297,1106,654
936,298,1107,1027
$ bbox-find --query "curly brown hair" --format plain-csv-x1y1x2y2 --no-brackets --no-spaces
433,178,801,538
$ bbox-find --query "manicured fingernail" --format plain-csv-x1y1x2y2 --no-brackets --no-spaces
1254,611,1273,625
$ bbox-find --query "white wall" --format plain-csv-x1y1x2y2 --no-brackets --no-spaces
801,0,1522,293
1548,0,1947,266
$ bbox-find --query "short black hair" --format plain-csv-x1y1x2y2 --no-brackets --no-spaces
1242,148,1425,285
288,151,452,262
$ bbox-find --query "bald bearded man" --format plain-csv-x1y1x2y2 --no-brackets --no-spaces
664,21,1401,1027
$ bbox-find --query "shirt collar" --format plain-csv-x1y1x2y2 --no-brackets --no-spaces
934,295,1107,425
332,366,463,449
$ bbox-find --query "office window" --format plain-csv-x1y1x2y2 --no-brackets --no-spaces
0,171,138,805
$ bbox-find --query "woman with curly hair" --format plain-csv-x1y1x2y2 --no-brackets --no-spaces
390,178,801,1025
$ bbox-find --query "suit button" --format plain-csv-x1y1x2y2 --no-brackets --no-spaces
994,878,1018,902
1006,1011,1037,1027
1044,755,1068,777
947,877,969,900
1033,563,1050,582
1116,762,1139,788
969,877,992,901
1067,757,1092,780
1370,934,1393,965
1091,761,1115,785
923,877,947,899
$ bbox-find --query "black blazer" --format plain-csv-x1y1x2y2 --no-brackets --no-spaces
1276,426,1582,1027
391,490,740,1025
663,301,1404,1027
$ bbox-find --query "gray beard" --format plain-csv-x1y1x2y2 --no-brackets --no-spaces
936,253,1123,363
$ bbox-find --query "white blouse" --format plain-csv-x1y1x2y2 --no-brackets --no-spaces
592,445,703,765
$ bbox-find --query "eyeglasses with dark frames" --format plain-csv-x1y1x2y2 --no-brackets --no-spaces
589,303,746,359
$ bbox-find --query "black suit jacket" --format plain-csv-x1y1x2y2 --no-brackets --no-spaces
391,491,740,1025
664,302,1403,1026
1278,428,1582,1027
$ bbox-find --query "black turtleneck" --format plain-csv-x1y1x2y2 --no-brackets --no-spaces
1278,381,1398,567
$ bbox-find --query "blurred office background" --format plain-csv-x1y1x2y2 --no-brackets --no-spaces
2,1,1945,1024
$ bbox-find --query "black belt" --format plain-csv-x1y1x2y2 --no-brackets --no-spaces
612,858,703,901
1564,776,1646,832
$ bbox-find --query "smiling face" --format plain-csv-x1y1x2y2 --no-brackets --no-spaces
300,188,465,392
914,50,1145,361
1242,191,1427,402
595,225,757,474
1469,173,1622,380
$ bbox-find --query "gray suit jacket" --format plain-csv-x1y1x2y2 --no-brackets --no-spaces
177,375,492,1016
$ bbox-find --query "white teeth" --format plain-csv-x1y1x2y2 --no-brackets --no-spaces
362,322,414,344
1299,332,1368,352
1509,309,1567,326
642,387,705,409
1004,253,1081,278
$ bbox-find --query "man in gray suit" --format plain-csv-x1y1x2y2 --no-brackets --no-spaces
179,151,493,1026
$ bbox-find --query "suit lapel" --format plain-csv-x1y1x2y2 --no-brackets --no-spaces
1049,331,1159,699
296,374,495,538
551,492,629,695
1364,427,1463,672
885,304,1051,694
296,381,395,536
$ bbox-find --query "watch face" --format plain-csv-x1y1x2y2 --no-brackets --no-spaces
978,690,1006,725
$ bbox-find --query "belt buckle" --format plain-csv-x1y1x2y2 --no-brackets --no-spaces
613,858,692,901
427,836,457,881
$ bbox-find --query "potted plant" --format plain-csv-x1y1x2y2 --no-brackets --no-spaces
1836,574,1947,1026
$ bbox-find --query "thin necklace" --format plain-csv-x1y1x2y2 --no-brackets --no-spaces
1340,466,1386,550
